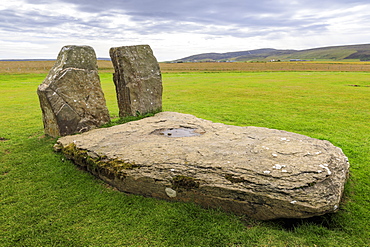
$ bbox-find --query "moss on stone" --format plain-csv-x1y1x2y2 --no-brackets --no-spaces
172,175,199,190
62,142,139,179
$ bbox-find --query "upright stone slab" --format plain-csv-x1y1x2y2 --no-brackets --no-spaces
109,45,162,117
37,45,110,137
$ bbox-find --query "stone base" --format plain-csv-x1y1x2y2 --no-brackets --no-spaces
56,112,349,220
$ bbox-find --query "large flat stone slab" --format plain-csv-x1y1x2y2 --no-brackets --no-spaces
56,112,349,220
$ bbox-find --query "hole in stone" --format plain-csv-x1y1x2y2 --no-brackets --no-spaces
151,127,205,137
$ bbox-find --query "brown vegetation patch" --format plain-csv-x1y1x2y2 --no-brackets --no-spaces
0,60,114,74
2,60,370,74
160,61,370,73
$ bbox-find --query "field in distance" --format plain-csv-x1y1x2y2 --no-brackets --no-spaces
1,60,370,73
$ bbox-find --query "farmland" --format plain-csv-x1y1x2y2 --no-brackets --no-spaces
1,61,369,246
2,60,370,74
160,61,370,72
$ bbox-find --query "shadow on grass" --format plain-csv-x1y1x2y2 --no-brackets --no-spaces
101,111,160,128
269,213,341,232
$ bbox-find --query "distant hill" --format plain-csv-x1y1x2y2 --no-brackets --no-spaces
175,44,370,62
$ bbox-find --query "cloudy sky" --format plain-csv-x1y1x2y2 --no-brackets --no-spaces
1,0,370,61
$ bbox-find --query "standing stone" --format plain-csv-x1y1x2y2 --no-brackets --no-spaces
37,45,110,137
109,45,162,117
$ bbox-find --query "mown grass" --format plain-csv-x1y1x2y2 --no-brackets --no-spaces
1,71,369,246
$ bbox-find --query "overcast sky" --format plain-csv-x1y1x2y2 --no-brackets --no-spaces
1,0,370,61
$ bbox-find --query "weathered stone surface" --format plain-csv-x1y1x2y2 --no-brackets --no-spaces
56,112,349,220
37,45,110,137
109,45,162,117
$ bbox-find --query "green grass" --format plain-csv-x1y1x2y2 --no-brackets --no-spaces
1,72,369,246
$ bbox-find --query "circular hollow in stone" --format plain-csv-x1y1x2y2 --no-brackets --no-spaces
151,127,204,137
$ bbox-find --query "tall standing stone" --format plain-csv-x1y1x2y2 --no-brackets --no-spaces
109,45,163,117
37,45,110,137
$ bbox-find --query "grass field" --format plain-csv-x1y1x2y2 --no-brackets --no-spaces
1,67,369,246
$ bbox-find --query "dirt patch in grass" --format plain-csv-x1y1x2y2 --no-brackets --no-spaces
347,84,370,87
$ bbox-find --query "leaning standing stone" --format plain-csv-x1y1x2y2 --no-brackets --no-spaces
109,45,162,117
37,45,110,137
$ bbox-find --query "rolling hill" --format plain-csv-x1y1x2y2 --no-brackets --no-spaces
175,44,370,62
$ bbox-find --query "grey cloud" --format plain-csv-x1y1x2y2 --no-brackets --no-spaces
0,7,111,38
57,0,336,34
0,10,63,33
14,0,370,40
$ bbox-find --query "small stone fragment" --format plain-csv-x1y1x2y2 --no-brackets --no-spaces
165,188,177,198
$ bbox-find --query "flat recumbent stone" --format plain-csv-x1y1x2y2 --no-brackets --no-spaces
56,112,350,220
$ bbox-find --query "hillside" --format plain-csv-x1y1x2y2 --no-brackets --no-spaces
175,44,370,62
